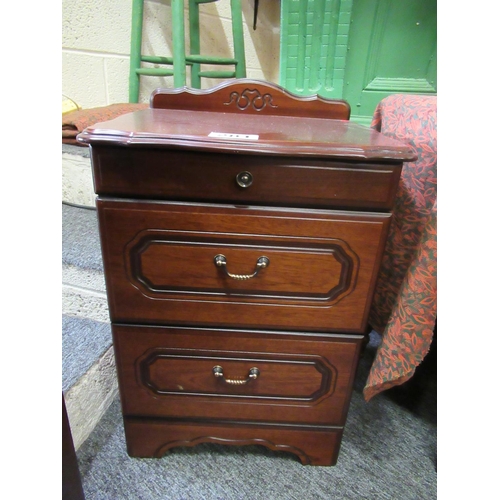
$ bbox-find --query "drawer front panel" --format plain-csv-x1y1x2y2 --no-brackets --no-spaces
92,146,401,210
113,325,363,426
127,233,355,301
98,200,390,332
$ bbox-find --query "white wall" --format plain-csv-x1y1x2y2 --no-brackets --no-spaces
62,0,281,108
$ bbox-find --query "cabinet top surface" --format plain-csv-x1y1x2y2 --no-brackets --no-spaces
77,80,416,162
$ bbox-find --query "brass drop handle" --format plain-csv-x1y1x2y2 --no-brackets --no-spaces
214,254,269,280
213,365,260,385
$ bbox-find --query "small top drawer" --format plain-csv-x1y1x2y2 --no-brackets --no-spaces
90,145,402,211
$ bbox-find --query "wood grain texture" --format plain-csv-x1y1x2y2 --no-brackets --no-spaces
149,79,351,119
91,145,403,211
98,200,391,333
77,80,416,161
112,325,363,425
80,109,416,160
76,79,408,466
123,417,344,466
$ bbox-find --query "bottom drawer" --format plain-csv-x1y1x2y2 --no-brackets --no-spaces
113,325,363,426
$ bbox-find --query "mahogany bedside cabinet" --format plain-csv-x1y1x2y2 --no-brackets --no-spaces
77,80,415,466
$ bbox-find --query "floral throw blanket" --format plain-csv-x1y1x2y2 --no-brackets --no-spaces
364,94,437,401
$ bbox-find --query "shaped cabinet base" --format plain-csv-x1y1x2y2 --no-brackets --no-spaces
123,417,345,466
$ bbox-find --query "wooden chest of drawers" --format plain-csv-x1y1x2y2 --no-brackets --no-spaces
78,80,415,465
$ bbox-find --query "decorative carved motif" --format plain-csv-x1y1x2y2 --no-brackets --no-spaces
224,88,278,111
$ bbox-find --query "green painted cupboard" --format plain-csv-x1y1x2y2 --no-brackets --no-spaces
279,0,437,124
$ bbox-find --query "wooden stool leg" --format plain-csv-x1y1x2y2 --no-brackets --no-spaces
129,0,144,103
189,0,202,88
172,0,187,87
231,0,246,78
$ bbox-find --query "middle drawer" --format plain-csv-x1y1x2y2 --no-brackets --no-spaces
98,200,391,333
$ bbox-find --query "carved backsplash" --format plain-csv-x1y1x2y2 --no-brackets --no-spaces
224,89,278,111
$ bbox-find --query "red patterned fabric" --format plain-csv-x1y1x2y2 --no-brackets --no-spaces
364,94,437,401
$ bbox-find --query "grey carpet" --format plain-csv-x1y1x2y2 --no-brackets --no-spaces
62,315,112,392
63,202,108,392
62,203,102,271
77,335,437,499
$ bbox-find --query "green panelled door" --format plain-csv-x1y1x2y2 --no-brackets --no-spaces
279,0,437,124
279,0,353,99
343,0,437,124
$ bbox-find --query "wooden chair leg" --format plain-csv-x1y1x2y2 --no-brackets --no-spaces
172,0,187,87
189,0,202,88
129,0,245,96
230,0,246,78
129,0,144,103
62,395,85,500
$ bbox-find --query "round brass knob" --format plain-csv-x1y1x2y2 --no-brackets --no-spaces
236,171,253,188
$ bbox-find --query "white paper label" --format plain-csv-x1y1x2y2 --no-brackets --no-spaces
209,132,259,140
